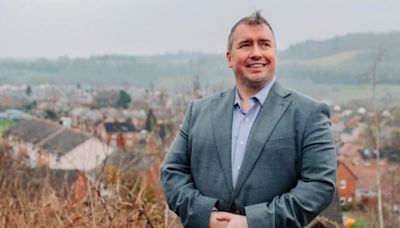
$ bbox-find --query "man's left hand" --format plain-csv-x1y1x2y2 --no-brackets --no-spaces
215,212,248,228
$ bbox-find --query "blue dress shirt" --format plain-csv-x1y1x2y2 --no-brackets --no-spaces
231,78,276,187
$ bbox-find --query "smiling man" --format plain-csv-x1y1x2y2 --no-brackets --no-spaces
161,11,336,228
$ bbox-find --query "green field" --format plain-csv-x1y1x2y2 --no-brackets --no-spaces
0,119,15,136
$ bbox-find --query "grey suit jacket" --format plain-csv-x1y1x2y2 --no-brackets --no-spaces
160,81,337,228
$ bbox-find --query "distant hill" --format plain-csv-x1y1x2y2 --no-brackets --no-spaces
278,31,400,84
0,53,232,90
0,31,399,89
280,32,400,60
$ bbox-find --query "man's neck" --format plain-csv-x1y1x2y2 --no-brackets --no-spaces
236,84,260,100
235,78,275,112
236,86,256,112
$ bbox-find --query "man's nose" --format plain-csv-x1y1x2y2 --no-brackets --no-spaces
250,45,262,59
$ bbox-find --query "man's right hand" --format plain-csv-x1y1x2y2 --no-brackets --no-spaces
209,212,229,228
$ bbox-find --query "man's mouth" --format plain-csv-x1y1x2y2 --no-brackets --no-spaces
246,62,267,68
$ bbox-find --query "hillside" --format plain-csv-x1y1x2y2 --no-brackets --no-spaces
278,31,400,84
0,32,399,89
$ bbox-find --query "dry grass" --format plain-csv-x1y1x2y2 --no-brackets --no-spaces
0,146,182,228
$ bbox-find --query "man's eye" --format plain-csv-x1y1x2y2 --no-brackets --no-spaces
239,43,250,48
261,43,270,47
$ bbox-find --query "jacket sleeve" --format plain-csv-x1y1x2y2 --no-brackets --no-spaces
160,101,218,228
244,103,337,228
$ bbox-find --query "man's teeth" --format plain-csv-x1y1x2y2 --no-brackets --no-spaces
248,63,265,67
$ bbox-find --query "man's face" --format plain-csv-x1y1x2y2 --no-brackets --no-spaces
226,23,276,89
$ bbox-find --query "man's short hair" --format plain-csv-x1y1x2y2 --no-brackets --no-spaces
227,10,275,51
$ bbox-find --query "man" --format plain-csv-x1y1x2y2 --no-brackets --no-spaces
161,11,336,228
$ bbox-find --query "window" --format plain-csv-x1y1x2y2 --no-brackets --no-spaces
340,179,347,190
348,197,352,203
340,197,346,206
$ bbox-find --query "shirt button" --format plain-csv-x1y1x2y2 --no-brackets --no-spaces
237,166,240,170
240,140,245,145
245,118,249,122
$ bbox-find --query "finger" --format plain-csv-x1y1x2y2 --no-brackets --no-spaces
216,216,229,221
215,213,233,221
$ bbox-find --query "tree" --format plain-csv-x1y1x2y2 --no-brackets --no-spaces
25,85,32,96
369,48,386,228
116,90,131,109
44,109,58,120
23,100,37,112
144,109,157,132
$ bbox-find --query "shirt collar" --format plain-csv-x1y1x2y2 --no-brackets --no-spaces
234,77,276,107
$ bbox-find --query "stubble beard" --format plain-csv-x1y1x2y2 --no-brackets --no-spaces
237,73,272,91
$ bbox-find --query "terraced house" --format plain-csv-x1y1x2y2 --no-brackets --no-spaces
4,118,114,171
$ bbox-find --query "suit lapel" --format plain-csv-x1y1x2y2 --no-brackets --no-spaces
212,88,235,192
233,82,292,197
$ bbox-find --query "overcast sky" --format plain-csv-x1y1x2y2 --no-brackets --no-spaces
0,0,399,58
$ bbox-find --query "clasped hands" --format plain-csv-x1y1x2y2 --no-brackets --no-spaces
209,211,248,228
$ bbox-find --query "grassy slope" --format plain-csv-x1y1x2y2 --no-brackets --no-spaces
0,119,15,136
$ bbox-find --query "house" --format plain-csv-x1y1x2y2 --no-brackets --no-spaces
70,107,103,133
337,157,388,209
60,116,72,127
0,93,30,109
4,118,61,166
126,109,147,129
97,121,137,147
4,118,115,171
353,159,387,208
103,107,125,122
70,107,89,128
337,143,363,161
332,105,342,113
337,160,358,206
39,128,114,171
336,143,389,208
330,113,361,144
2,109,27,120
340,126,360,143
357,107,366,115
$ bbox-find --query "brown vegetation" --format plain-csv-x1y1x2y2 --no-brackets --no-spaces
0,144,182,228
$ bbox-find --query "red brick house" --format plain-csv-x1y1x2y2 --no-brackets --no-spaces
337,160,358,206
336,143,389,209
337,157,388,209
97,121,138,147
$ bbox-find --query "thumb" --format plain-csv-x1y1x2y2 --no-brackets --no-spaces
215,212,232,221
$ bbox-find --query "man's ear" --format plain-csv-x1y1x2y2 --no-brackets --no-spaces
226,51,232,68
